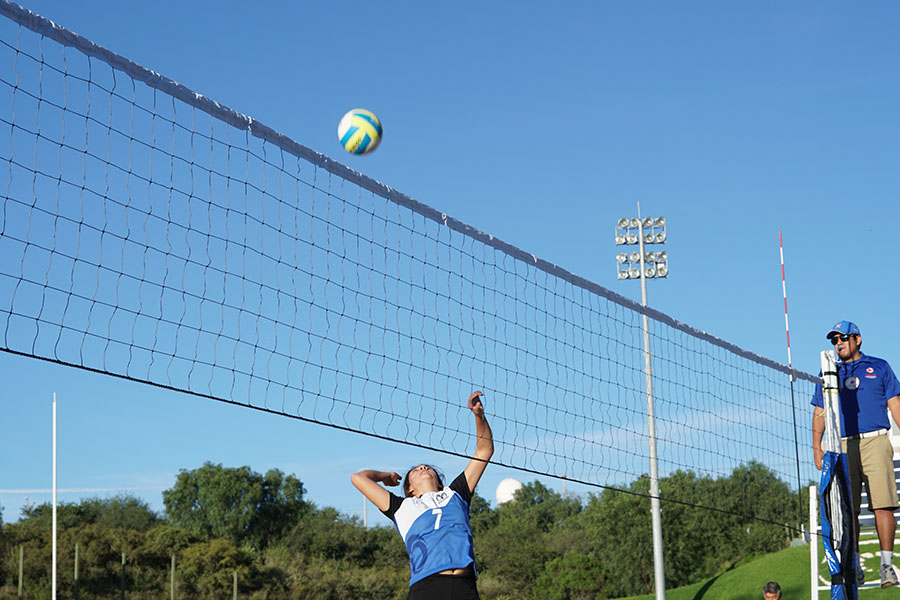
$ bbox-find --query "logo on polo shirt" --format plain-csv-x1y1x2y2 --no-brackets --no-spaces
865,367,877,379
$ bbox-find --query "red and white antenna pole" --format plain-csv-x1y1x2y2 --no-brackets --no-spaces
780,230,805,544
780,230,794,379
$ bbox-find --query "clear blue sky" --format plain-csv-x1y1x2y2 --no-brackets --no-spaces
2,1,899,524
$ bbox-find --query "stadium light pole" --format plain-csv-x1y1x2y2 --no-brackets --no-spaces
615,205,667,600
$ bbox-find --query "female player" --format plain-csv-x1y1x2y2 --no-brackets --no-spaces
351,390,493,600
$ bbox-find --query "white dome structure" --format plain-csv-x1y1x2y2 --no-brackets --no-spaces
495,477,523,504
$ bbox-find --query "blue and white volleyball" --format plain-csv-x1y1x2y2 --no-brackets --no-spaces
337,108,382,155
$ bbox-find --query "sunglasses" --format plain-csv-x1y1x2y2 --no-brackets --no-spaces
830,334,854,345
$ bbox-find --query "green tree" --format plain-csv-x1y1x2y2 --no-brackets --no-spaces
162,462,309,549
469,491,497,535
575,463,801,597
533,551,603,600
143,524,201,557
364,523,409,570
286,507,367,562
15,495,157,534
581,478,654,598
282,555,405,600
179,538,260,597
476,481,580,597
85,496,159,531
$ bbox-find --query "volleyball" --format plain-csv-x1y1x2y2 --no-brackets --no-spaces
337,108,382,155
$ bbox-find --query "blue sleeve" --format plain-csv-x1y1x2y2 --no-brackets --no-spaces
883,362,900,399
811,371,824,408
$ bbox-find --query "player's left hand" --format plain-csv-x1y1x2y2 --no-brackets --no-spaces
468,391,485,416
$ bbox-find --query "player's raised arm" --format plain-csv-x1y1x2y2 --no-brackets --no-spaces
464,390,494,494
351,469,401,512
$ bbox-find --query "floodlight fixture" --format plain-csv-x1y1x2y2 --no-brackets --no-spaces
614,212,668,280
611,206,668,599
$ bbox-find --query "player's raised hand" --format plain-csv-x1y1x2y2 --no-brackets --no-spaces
382,471,401,486
468,391,485,416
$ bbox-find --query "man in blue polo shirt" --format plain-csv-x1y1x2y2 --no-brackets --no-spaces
812,320,900,588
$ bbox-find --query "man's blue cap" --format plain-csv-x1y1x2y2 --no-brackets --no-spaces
826,320,860,339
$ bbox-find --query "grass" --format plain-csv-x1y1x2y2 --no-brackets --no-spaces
625,531,900,600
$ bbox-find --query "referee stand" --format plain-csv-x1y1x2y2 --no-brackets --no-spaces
810,437,900,598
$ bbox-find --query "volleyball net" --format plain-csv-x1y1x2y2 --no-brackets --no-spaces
0,1,819,523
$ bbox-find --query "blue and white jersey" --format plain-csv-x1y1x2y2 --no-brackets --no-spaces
382,472,476,587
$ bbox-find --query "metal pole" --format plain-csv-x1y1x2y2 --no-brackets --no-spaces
637,203,665,600
52,393,58,600
233,570,238,600
121,552,126,600
74,543,80,600
17,545,23,600
171,555,176,600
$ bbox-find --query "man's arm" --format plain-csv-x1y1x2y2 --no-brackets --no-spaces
812,407,825,471
463,391,494,494
887,395,900,432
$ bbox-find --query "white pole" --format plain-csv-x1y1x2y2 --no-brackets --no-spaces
810,484,819,600
52,392,58,600
637,202,665,600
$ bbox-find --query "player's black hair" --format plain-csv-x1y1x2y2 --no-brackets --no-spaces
762,581,781,597
403,464,445,497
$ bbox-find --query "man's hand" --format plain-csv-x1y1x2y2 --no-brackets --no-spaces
468,391,485,416
814,447,824,471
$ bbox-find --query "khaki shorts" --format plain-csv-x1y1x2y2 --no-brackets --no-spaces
841,434,899,513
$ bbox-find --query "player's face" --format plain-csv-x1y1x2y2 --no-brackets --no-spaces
407,465,439,494
763,593,780,600
831,333,861,361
